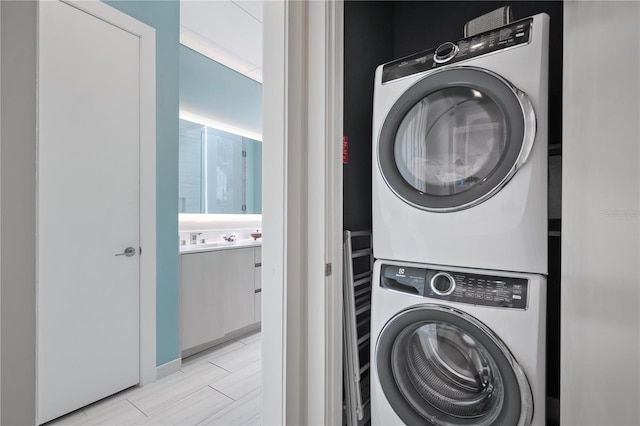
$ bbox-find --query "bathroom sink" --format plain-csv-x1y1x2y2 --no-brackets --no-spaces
197,242,226,248
180,241,225,251
180,239,260,253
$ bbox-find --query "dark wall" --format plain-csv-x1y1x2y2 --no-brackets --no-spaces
343,1,395,232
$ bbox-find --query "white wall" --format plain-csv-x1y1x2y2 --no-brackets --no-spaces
561,1,640,424
0,2,37,424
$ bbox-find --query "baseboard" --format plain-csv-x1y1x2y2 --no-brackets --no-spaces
546,396,560,425
181,323,261,359
156,358,182,380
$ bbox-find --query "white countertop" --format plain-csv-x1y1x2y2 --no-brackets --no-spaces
179,239,262,254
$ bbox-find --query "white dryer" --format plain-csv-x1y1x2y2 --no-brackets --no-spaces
372,14,549,274
371,260,546,425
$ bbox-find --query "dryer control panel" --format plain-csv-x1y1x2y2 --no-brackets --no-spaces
382,17,532,83
380,264,528,309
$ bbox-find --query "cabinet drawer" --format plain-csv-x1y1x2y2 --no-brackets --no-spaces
254,265,262,290
255,291,262,323
254,246,262,265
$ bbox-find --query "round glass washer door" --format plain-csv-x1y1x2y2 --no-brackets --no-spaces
377,67,536,212
376,304,533,425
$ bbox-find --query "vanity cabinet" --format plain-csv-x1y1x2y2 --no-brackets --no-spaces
180,246,261,353
180,251,226,350
222,248,256,334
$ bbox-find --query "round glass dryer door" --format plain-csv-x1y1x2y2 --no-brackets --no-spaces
376,305,532,425
377,67,536,212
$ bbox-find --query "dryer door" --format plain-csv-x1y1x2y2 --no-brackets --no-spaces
377,67,535,212
376,304,532,425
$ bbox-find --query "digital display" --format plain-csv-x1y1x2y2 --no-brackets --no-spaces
425,270,528,309
382,18,533,83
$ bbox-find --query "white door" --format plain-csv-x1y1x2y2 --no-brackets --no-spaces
38,1,141,423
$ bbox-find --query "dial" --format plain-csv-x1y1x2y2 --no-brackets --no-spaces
430,272,456,295
433,42,459,63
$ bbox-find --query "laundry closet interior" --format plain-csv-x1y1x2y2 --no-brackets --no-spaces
342,1,563,425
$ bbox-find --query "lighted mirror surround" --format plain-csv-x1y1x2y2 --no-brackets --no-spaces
179,117,262,214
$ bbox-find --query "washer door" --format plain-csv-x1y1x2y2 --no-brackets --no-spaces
376,304,532,425
377,67,536,212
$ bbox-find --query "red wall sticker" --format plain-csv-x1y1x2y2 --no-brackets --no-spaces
343,136,349,164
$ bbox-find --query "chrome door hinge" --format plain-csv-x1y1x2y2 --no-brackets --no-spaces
325,263,332,277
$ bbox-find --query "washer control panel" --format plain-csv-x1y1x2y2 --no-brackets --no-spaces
381,265,528,309
382,17,532,83
433,42,459,63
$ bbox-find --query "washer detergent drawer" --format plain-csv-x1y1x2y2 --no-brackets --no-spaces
380,265,427,296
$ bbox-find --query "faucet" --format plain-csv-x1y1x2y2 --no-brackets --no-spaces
190,232,202,245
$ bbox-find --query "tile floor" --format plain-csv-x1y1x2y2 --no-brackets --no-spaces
46,331,262,426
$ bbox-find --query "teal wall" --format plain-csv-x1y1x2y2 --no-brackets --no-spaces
246,139,262,214
180,46,263,136
104,0,180,366
101,2,262,367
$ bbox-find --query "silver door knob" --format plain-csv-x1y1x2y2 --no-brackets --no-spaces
115,247,136,257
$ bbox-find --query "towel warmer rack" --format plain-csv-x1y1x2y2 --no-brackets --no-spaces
343,230,373,426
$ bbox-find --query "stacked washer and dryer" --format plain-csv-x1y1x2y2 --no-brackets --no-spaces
370,14,550,426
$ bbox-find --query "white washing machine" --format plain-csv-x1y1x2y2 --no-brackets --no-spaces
371,259,546,425
372,14,550,274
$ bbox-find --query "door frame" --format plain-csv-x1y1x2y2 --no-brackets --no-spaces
262,1,343,424
36,0,156,387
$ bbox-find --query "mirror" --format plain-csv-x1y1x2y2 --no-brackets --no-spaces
179,118,262,214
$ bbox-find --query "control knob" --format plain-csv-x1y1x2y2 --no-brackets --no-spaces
433,42,458,63
430,272,456,296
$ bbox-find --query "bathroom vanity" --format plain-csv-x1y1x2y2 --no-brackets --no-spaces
180,242,262,356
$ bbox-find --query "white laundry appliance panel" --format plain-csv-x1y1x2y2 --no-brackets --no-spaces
372,14,549,274
371,259,546,426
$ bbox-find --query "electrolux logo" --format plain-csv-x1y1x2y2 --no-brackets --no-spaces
604,209,639,218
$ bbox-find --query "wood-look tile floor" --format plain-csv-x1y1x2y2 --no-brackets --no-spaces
46,331,262,426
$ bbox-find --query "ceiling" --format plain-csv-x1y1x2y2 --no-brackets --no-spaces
180,0,263,83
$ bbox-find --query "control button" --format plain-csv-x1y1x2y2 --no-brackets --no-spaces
430,272,456,296
433,42,459,63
